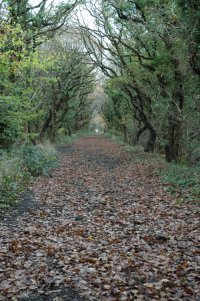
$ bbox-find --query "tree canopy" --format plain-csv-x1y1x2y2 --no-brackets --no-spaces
76,0,200,163
0,0,96,147
0,0,199,164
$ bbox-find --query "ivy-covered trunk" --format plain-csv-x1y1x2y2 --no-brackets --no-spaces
165,69,184,163
50,90,56,143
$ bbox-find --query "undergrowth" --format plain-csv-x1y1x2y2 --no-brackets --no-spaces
56,129,94,146
104,132,162,163
0,143,58,209
105,131,200,204
160,164,200,204
103,132,125,144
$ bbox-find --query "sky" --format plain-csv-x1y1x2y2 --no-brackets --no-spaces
30,0,63,5
30,0,95,29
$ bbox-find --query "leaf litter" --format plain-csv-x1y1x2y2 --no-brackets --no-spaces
0,137,199,301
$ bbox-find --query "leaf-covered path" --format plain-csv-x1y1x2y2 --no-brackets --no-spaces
0,137,199,301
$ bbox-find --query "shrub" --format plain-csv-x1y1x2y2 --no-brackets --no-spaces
0,154,25,208
0,143,58,209
21,143,58,177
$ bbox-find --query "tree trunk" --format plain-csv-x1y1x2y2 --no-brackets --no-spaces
165,113,182,162
134,125,147,145
27,122,37,145
126,86,156,152
165,68,184,162
122,124,128,143
144,124,157,153
50,94,56,143
162,36,184,163
39,110,52,142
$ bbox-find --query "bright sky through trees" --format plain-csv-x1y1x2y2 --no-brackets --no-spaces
30,0,95,28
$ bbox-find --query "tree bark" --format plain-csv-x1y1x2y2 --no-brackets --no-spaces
144,123,157,153
165,113,182,162
165,68,184,162
135,125,147,145
50,89,56,143
122,124,128,143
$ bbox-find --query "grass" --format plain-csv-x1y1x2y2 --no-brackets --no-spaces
104,131,200,204
102,132,125,144
103,131,164,163
160,164,200,204
56,129,94,146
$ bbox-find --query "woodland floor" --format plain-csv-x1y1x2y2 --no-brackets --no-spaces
0,137,199,301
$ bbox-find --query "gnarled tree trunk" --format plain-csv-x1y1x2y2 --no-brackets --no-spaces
134,125,147,145
144,123,157,153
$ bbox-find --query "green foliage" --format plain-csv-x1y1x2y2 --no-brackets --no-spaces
0,23,46,146
56,129,94,146
21,143,58,177
96,0,200,162
160,164,200,203
103,131,124,143
0,24,94,146
0,155,27,208
0,0,93,148
0,144,58,209
0,0,94,210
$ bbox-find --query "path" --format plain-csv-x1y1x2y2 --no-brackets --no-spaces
0,137,199,301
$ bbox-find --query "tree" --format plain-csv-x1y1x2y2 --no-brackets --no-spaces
77,0,157,151
77,0,199,162
0,0,95,147
27,32,96,142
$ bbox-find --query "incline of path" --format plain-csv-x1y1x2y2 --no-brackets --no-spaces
0,137,199,301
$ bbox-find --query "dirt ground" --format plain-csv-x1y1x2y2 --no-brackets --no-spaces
0,137,199,301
